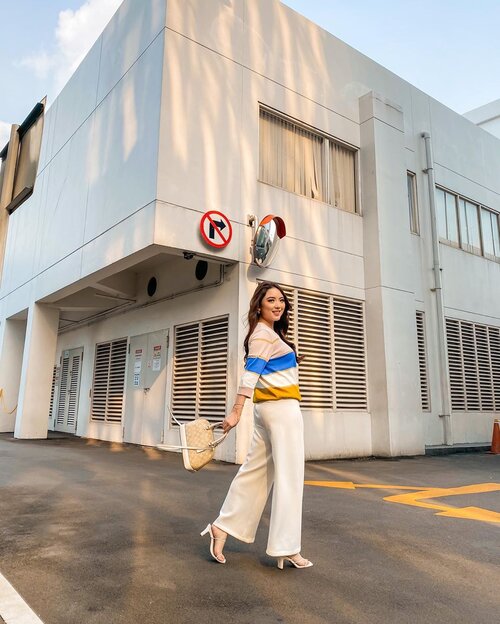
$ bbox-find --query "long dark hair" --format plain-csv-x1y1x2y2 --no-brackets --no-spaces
243,282,297,360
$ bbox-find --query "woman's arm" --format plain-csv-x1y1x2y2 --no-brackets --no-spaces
222,394,248,433
223,329,277,433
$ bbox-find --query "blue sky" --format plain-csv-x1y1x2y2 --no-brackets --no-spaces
1,0,499,146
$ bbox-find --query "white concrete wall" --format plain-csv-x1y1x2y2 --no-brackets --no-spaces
53,261,240,461
157,0,500,454
2,0,500,455
1,0,166,314
463,98,500,140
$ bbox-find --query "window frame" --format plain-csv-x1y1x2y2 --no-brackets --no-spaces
258,105,359,214
436,185,500,262
480,207,500,261
3,101,45,215
407,171,419,234
458,198,482,256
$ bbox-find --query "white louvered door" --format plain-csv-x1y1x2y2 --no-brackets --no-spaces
416,311,430,411
446,317,500,411
91,338,128,424
282,285,367,411
48,365,59,430
172,316,229,424
54,347,83,433
296,290,333,409
332,298,367,410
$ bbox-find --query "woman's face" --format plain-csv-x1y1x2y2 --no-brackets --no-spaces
259,287,285,327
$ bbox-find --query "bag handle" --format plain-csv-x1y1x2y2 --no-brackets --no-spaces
208,422,228,449
159,410,228,454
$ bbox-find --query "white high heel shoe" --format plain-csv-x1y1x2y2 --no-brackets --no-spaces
277,554,313,570
200,524,227,564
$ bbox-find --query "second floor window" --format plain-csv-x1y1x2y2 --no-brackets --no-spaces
436,185,500,261
480,207,500,260
407,171,419,234
436,187,459,246
259,107,357,213
458,198,481,255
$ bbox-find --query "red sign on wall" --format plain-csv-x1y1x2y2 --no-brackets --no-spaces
200,211,232,249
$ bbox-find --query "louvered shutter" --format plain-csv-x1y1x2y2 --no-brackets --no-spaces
199,318,229,421
91,338,127,423
416,311,430,411
489,327,500,410
461,322,480,411
49,365,57,421
92,342,110,421
67,354,81,427
333,298,367,410
106,339,127,422
280,286,295,337
446,319,465,410
172,316,229,423
57,356,69,425
296,290,333,409
446,318,500,412
276,284,367,411
172,323,199,422
476,324,494,411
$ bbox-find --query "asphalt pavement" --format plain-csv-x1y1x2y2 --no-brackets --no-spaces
0,433,499,624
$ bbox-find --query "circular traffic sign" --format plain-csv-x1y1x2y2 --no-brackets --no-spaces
200,210,233,249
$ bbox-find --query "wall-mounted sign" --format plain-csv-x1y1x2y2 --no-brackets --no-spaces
252,215,286,267
133,349,142,387
152,345,161,372
200,210,233,249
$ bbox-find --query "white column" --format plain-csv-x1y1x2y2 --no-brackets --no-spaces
360,91,424,457
14,303,59,439
0,318,27,432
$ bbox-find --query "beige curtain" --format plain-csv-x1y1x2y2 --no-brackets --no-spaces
329,142,356,213
259,110,324,201
330,141,356,212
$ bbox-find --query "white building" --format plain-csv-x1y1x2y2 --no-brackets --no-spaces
464,99,500,139
1,0,499,462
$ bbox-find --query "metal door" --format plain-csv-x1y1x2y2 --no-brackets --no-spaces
124,330,168,446
55,347,83,433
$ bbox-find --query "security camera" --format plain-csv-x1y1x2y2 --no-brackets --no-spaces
183,251,194,260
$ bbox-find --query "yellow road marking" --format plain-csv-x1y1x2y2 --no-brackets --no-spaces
305,481,356,489
304,481,500,525
305,481,428,491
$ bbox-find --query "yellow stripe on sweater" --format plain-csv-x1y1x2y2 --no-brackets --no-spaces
249,337,278,345
253,385,302,403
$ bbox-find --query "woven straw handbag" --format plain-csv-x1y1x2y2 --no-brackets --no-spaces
157,415,227,472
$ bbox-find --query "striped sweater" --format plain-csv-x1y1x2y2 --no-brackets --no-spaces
237,323,301,403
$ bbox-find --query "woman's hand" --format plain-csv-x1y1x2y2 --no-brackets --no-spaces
222,395,247,433
222,407,242,433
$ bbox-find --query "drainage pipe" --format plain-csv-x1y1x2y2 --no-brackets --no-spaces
422,132,452,445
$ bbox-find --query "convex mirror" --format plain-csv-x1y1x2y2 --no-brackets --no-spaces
252,215,286,267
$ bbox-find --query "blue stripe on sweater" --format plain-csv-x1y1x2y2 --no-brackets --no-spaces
262,352,297,373
245,352,297,375
245,357,268,374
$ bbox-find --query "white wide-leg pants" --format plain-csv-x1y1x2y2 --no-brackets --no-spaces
214,398,305,557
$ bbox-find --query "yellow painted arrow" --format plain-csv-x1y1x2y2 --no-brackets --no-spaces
384,483,500,523
304,481,500,525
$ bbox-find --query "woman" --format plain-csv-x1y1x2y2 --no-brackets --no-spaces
201,281,313,569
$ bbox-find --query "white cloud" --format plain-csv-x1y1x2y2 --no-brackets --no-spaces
20,0,123,98
0,121,11,149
